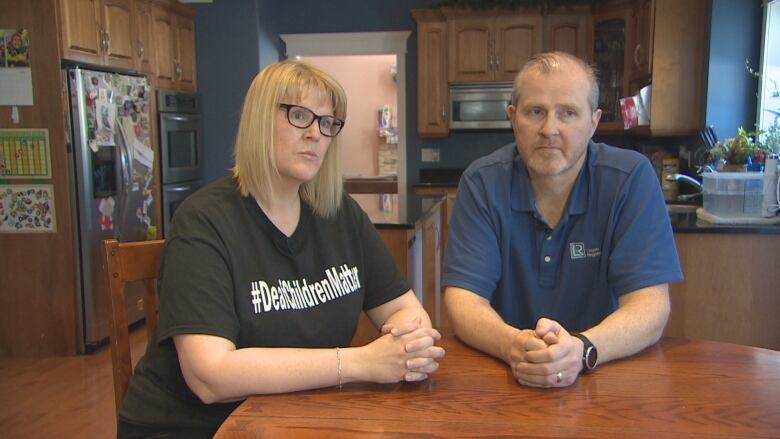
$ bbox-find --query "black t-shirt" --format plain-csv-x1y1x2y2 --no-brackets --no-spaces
119,176,408,432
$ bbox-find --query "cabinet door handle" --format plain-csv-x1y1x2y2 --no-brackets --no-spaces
633,44,641,67
489,54,494,71
441,109,446,122
138,41,144,58
98,29,106,53
104,30,111,53
495,55,500,70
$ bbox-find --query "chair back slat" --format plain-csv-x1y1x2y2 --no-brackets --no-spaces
102,238,164,414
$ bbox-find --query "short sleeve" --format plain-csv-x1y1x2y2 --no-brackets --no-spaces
443,170,502,299
344,196,409,310
156,208,240,345
608,159,684,294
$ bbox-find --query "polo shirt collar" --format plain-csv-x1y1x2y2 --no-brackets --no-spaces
510,141,592,217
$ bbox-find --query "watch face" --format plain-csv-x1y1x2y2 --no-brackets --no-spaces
585,346,598,369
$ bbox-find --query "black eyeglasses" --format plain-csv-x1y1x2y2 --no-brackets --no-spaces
278,103,345,137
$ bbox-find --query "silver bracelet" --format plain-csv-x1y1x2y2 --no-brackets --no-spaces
336,347,343,389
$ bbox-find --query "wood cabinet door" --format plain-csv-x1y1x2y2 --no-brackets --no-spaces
591,8,632,132
494,14,543,81
417,19,449,137
448,17,492,81
544,13,589,61
60,0,103,64
101,0,135,70
630,0,654,80
134,0,155,74
174,14,197,92
152,5,175,89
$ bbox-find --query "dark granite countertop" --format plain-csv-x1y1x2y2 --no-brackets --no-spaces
670,211,780,234
352,193,444,229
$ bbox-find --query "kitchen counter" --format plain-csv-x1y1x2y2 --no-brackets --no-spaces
670,211,780,234
351,193,444,229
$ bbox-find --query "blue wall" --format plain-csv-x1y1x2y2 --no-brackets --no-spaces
193,0,278,183
705,0,762,140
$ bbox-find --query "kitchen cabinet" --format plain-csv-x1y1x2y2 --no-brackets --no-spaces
133,0,155,74
444,9,543,82
591,5,631,131
544,11,589,61
412,9,449,138
59,0,136,70
666,233,780,351
593,0,706,135
629,0,654,81
152,3,197,92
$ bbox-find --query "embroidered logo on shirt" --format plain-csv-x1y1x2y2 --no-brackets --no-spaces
569,242,586,259
569,242,601,260
248,264,361,314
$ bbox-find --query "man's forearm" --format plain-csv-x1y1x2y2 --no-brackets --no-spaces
582,284,670,366
444,287,521,364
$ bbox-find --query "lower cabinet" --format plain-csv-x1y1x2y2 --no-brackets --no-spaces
666,233,780,351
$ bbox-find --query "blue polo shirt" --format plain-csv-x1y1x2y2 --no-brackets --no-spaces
443,141,683,331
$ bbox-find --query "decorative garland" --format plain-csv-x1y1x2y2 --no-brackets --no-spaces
436,0,607,12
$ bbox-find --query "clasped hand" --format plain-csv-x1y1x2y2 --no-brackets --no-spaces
362,318,445,383
508,318,582,388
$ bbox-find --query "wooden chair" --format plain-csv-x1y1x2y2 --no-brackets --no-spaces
102,238,164,414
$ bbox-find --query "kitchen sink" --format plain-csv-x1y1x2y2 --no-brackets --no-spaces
666,204,699,214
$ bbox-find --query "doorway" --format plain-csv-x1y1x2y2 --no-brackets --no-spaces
280,31,411,196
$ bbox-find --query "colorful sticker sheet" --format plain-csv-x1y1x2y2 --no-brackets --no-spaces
0,184,56,233
0,129,51,178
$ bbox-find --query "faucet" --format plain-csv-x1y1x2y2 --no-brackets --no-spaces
665,173,703,201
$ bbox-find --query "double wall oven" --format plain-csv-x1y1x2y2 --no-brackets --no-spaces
158,90,202,237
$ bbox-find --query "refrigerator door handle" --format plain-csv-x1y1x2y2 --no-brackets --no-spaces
116,122,133,239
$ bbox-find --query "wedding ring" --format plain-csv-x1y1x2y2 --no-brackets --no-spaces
556,371,563,383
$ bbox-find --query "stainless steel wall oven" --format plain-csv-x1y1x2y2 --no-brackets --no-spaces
158,90,202,236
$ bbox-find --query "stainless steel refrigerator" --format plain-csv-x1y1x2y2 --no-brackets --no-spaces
64,67,157,353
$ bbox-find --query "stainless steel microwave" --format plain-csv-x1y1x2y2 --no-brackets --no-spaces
449,81,513,130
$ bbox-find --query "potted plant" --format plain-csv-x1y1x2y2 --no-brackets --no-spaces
761,111,780,157
708,126,771,171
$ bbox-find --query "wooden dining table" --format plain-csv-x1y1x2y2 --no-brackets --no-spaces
215,336,780,438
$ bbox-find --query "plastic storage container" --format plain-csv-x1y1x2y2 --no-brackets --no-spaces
702,172,765,217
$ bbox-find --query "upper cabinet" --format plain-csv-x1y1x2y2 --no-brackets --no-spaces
152,3,197,92
630,0,654,81
591,0,707,135
134,0,155,74
444,9,542,82
59,0,135,70
413,9,449,138
544,10,590,61
591,5,632,131
58,0,197,91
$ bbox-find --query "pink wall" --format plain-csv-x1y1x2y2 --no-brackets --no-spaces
304,55,397,177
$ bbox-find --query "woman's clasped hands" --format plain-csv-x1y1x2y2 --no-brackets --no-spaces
354,317,445,384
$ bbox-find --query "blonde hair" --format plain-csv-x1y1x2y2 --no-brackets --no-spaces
232,60,347,218
512,51,600,112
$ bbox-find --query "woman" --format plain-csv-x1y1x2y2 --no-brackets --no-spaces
118,60,445,437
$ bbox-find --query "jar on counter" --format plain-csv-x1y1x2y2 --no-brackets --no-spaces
661,158,680,201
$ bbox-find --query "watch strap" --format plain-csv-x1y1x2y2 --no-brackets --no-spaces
571,332,596,372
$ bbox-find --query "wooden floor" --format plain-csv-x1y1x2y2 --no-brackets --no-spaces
0,326,148,437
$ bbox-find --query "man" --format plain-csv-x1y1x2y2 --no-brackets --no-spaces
443,51,683,388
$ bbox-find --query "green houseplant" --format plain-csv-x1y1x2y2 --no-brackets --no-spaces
708,126,771,171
